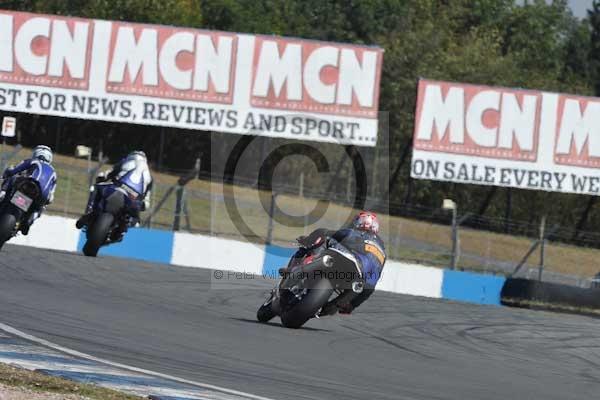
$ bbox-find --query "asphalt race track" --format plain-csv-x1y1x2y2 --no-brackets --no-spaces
1,246,600,399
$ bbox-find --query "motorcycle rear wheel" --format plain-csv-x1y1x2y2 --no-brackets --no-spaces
280,278,333,329
0,212,16,250
83,213,114,257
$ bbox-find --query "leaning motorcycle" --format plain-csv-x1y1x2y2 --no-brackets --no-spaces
0,168,52,249
81,182,139,257
257,239,365,329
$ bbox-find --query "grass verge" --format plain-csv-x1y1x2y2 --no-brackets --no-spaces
0,363,140,399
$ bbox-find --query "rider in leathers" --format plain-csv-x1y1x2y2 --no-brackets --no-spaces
76,151,152,238
289,211,386,315
1,145,57,235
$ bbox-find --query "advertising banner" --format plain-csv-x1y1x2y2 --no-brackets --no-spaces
412,79,600,195
0,10,384,146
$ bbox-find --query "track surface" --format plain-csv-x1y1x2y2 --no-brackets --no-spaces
0,246,600,399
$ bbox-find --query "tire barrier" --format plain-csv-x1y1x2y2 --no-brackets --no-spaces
501,278,600,313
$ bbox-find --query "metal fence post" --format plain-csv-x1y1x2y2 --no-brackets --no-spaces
266,192,277,245
63,169,72,217
210,190,215,236
538,216,546,281
173,185,184,231
450,207,458,270
182,190,192,231
346,177,352,203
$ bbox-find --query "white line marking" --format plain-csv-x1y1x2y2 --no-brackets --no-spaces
0,322,275,400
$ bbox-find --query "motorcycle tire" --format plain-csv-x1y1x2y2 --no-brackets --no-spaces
257,301,276,323
0,212,16,250
83,213,114,257
280,278,333,329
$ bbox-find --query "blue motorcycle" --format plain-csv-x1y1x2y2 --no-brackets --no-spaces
81,181,141,257
0,164,54,248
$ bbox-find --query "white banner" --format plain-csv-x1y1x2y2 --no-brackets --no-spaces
0,10,383,146
411,79,600,196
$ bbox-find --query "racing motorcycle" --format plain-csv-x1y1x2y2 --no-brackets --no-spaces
0,167,52,248
81,180,140,257
257,239,365,329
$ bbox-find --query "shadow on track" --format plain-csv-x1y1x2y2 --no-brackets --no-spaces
229,318,333,333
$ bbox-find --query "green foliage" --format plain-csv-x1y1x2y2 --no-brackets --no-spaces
0,0,202,26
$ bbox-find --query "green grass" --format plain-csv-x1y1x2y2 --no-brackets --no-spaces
0,362,141,399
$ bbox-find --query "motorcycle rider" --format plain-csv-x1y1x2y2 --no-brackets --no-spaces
76,151,152,238
285,211,386,316
0,145,57,235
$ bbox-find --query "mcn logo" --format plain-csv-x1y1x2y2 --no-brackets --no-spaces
0,13,93,89
415,80,600,169
106,24,237,103
555,95,600,168
251,37,382,118
414,80,540,162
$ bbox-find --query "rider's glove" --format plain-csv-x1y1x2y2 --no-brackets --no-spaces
297,234,326,250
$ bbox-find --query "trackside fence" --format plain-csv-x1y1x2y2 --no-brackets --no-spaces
1,146,598,288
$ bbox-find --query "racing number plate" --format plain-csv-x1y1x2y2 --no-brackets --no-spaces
10,191,32,212
365,242,385,264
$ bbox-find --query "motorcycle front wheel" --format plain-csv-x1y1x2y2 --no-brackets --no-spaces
280,278,333,329
257,301,276,323
82,213,114,257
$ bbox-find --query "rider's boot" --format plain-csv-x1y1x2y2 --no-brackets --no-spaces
76,211,92,229
20,212,38,236
111,232,125,243
20,221,30,236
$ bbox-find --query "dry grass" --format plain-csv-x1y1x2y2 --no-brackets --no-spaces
0,363,140,400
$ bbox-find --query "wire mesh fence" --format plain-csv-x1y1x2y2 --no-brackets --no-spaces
2,145,599,288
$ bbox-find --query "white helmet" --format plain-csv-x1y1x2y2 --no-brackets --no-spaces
128,150,147,162
32,145,53,163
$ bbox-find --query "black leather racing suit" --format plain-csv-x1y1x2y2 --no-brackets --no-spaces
292,227,386,312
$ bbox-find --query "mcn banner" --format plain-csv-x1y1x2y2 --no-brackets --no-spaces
0,10,384,146
411,79,600,196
